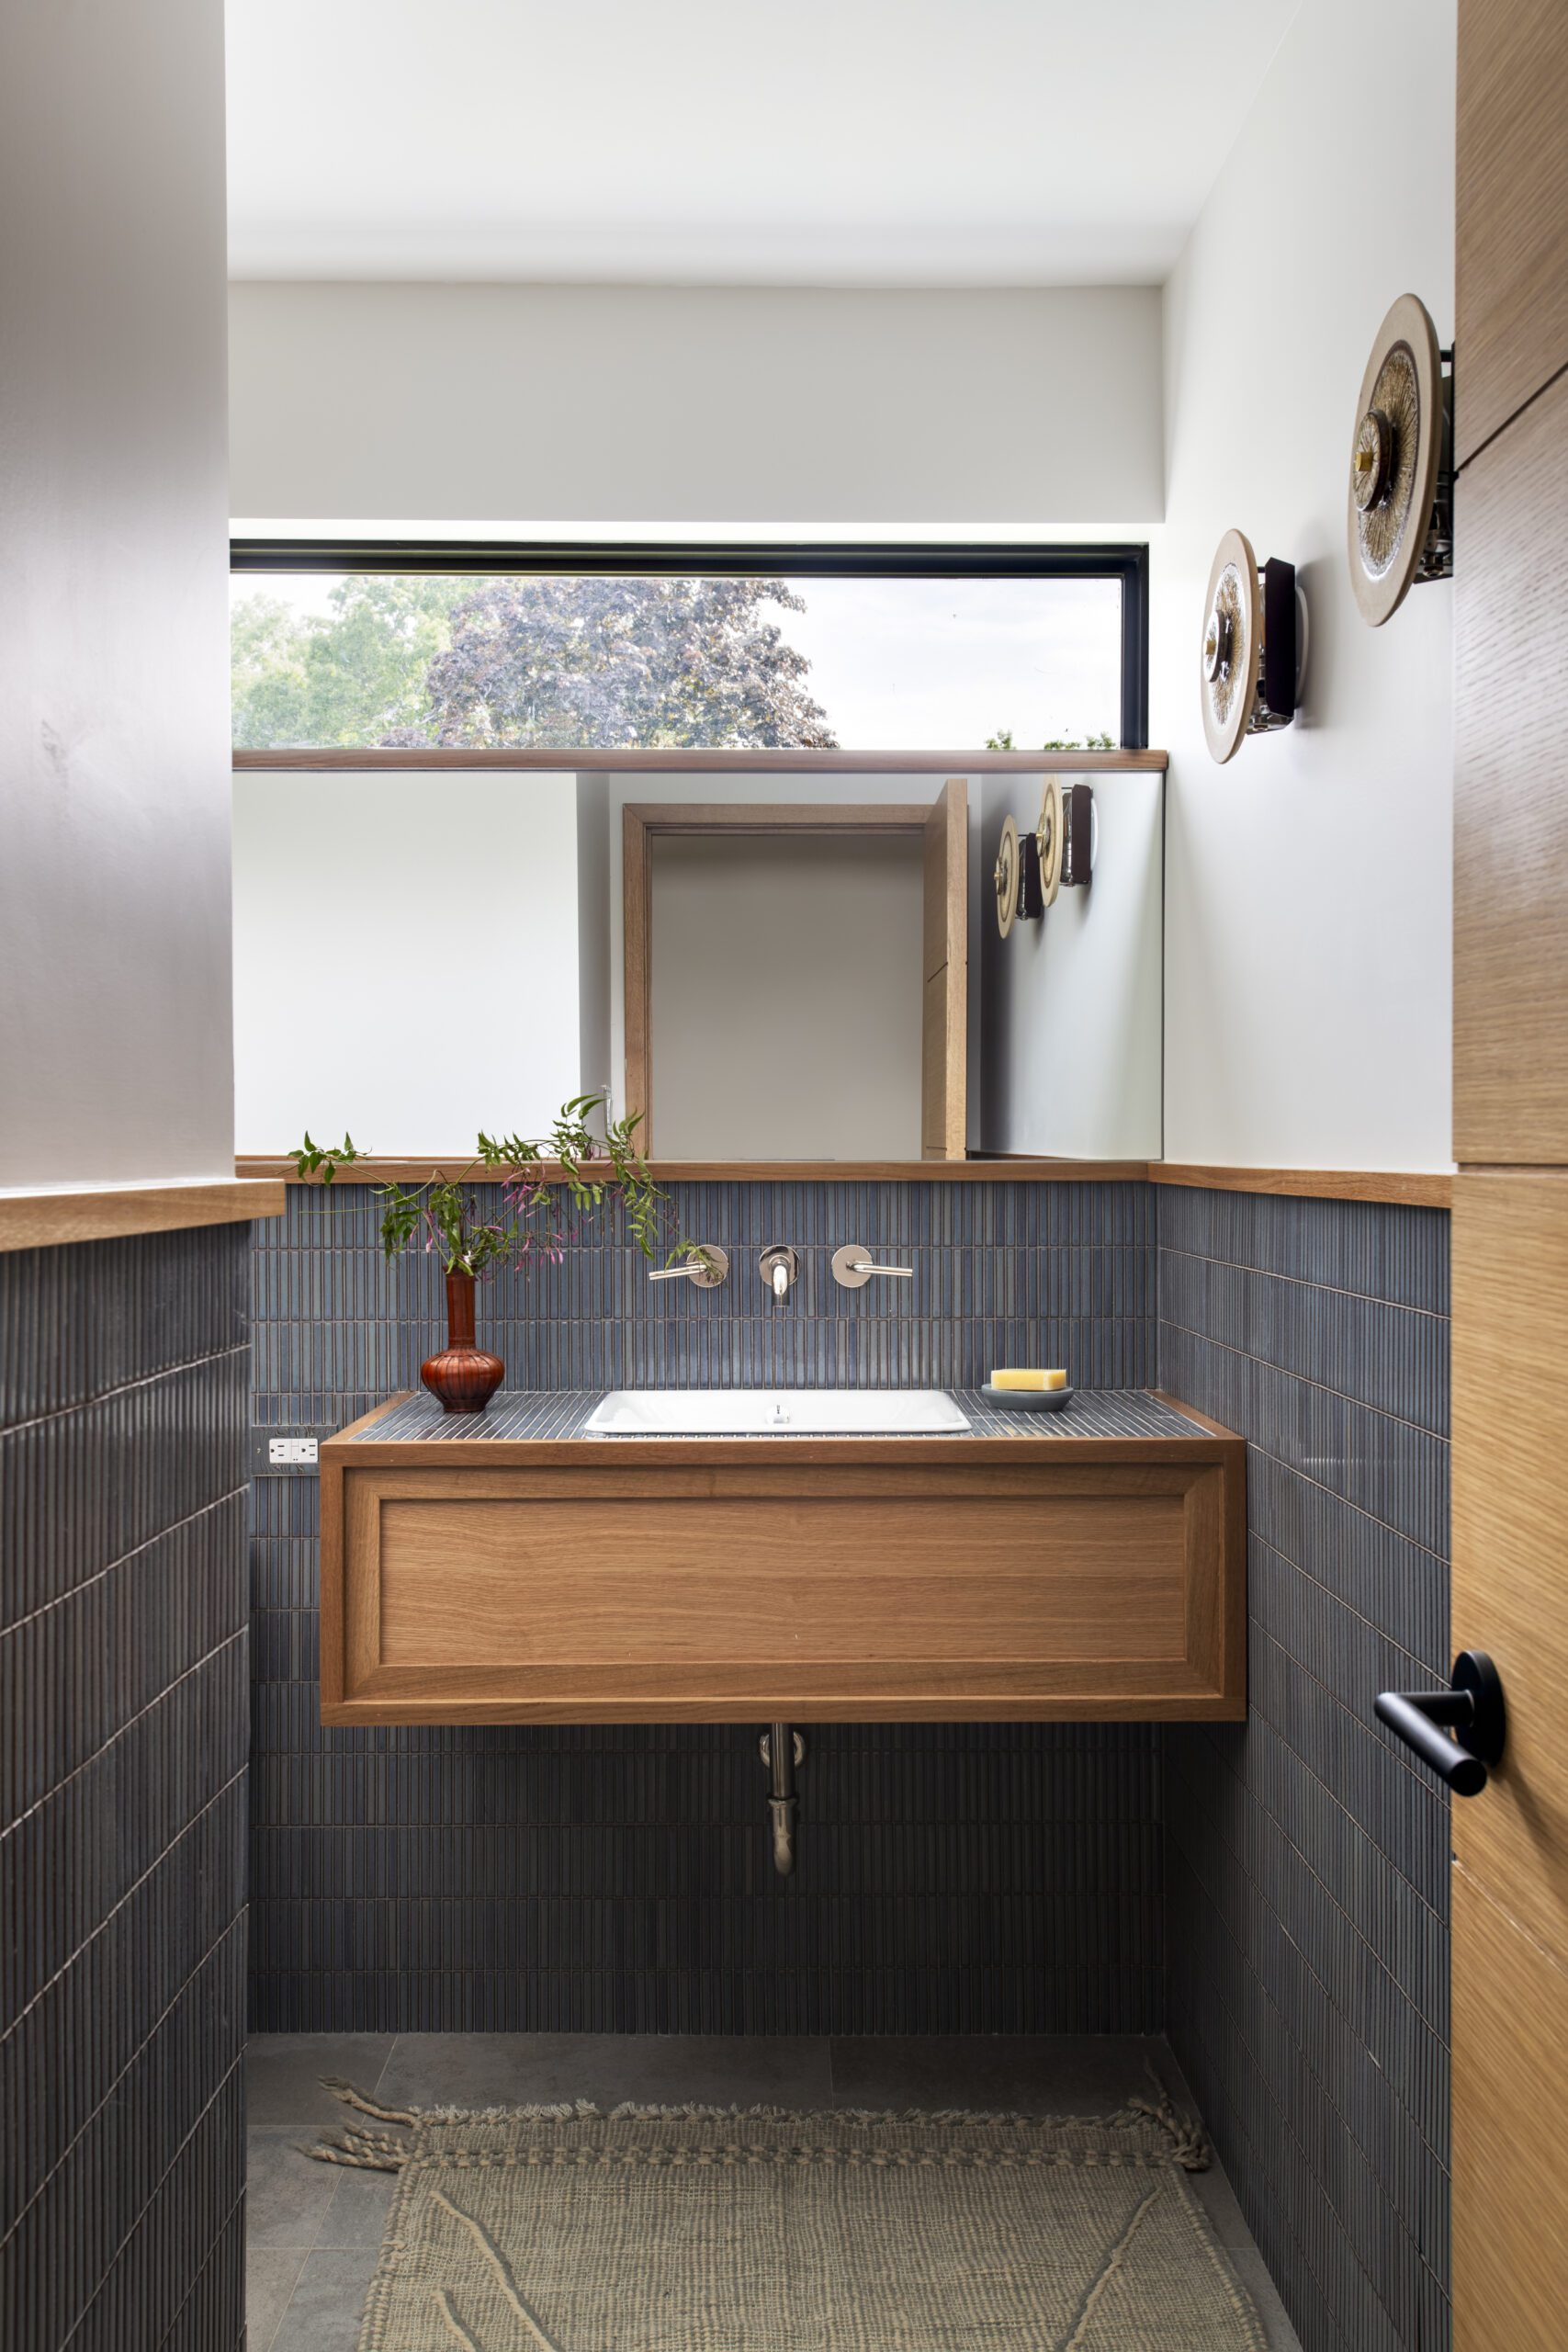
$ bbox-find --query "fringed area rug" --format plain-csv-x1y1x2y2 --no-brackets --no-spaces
310,2083,1267,2351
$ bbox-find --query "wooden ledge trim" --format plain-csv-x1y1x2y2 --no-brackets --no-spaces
0,1177,286,1253
233,747,1168,775
1150,1163,1453,1209
240,1155,1453,1204
238,1156,1153,1188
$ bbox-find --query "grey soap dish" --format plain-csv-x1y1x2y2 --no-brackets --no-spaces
982,1382,1075,1412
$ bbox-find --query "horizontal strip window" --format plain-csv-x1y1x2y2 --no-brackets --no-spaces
229,539,1149,755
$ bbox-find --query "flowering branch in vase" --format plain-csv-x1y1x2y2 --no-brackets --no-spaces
291,1091,689,1279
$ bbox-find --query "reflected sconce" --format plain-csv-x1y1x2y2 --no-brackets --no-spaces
1200,529,1308,763
1347,293,1454,624
993,813,1034,936
1040,776,1094,894
994,781,1095,938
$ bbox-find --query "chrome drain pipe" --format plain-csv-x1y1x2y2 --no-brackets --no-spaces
759,1724,805,1875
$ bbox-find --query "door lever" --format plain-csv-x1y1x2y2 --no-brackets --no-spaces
1374,1650,1506,1797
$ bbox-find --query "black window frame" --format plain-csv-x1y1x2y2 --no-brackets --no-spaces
228,537,1150,752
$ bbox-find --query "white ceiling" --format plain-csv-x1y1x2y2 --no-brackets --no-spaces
226,1,1299,287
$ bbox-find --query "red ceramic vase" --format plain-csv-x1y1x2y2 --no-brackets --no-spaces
421,1271,504,1415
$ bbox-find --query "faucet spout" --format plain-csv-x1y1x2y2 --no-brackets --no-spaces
759,1245,798,1301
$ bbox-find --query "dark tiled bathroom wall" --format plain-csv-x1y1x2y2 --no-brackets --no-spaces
1159,1188,1451,2352
251,1176,1156,1401
0,1227,251,2352
250,1178,1162,2033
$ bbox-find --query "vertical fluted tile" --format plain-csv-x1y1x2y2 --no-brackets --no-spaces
247,1178,1161,2039
1159,1186,1450,2352
0,1225,249,2352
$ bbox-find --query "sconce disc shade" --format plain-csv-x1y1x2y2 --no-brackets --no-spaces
1035,777,1064,905
1201,528,1260,763
1348,293,1444,626
994,813,1021,937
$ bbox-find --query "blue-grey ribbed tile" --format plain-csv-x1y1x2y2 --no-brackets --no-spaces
244,1171,1165,2047
1158,1182,1451,2352
0,1225,250,2352
354,1385,1202,1444
242,1170,1449,2352
249,1177,1163,2059
1159,1250,1448,1433
1156,1187,1449,1316
1245,1450,1448,1669
1157,1325,1447,1555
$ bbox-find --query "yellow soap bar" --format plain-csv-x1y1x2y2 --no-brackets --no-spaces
990,1368,1067,1391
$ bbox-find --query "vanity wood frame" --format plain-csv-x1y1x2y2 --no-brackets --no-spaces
320,1396,1246,1726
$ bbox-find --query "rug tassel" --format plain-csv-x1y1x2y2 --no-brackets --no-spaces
321,2075,418,2126
304,2137,407,2173
305,2086,415,2172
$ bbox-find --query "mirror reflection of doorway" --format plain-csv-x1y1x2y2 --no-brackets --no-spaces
624,786,967,1161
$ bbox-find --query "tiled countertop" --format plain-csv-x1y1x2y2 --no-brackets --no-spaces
350,1387,1210,1443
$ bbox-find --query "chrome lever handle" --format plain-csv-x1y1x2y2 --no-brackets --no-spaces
831,1244,914,1289
648,1245,728,1290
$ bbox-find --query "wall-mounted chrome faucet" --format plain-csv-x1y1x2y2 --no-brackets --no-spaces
647,1245,729,1289
759,1245,798,1301
831,1244,914,1289
759,1724,805,1874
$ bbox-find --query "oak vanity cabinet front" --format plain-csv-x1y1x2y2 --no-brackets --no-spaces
320,1413,1246,1725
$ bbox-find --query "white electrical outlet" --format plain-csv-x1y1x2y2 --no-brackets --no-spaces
267,1437,319,1466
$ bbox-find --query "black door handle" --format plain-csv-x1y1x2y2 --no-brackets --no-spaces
1374,1650,1506,1796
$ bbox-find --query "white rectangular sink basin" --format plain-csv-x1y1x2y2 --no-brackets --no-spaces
585,1387,970,1436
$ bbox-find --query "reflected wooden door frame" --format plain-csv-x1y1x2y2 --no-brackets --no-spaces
621,797,948,1159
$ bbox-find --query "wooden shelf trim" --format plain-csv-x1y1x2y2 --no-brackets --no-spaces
240,1155,1153,1187
232,747,1168,775
0,1176,286,1253
1149,1163,1454,1209
241,1156,1454,1204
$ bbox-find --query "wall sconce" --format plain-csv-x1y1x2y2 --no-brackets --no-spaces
1200,528,1308,763
1347,292,1453,624
994,782,1095,938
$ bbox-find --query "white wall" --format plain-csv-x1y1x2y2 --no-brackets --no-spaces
978,775,1164,1160
1153,0,1456,1170
0,0,234,1188
228,282,1162,525
231,773,581,1152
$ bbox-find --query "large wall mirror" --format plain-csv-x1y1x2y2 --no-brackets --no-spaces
231,528,1157,1168
232,761,1162,1167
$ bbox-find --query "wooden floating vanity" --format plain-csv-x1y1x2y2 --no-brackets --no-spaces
320,1389,1246,1726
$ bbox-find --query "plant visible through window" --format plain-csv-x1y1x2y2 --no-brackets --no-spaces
237,577,834,752
231,570,1126,752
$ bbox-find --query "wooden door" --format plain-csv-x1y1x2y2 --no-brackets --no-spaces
1451,6,1568,2343
920,777,968,1159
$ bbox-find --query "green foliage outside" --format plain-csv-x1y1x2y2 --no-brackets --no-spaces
984,729,1116,752
231,574,835,751
231,577,483,750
